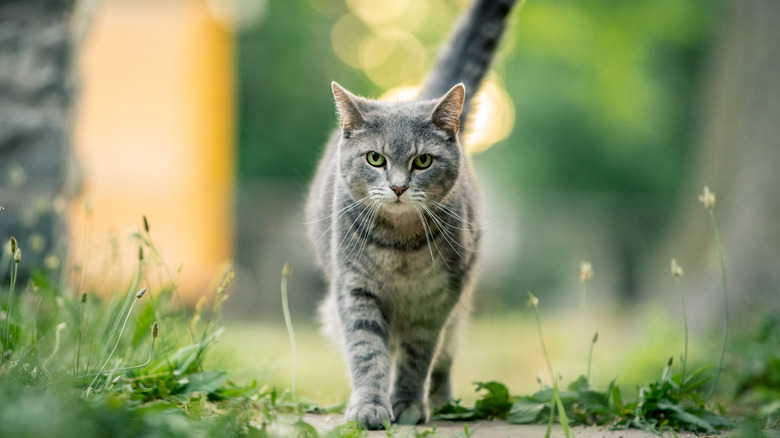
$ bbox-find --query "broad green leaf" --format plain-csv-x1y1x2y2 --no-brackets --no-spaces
507,398,546,424
179,370,228,395
656,400,716,433
474,381,512,419
611,385,623,410
567,375,589,392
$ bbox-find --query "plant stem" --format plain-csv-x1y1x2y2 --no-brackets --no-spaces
554,378,574,438
586,332,597,384
707,208,728,400
545,393,555,438
5,261,18,357
281,263,297,401
674,276,688,394
145,237,196,344
87,296,140,391
98,267,140,366
531,302,554,383
76,337,155,380
530,294,572,438
579,280,589,372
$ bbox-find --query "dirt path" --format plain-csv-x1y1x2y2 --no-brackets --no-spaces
303,414,662,437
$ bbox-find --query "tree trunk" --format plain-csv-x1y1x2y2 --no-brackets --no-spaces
0,0,82,281
648,0,780,326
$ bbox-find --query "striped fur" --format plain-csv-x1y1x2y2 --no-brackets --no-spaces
306,0,517,430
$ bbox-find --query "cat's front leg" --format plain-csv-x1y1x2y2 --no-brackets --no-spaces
338,286,393,430
390,326,443,425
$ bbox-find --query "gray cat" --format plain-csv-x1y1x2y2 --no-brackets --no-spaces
306,0,517,430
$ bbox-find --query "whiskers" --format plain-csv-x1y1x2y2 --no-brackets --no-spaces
305,194,372,225
430,199,483,231
308,194,372,251
310,188,479,274
410,192,478,272
317,191,384,271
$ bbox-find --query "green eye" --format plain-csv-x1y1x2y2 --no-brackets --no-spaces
412,154,433,169
366,151,386,167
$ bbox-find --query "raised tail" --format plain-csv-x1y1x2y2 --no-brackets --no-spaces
417,0,519,125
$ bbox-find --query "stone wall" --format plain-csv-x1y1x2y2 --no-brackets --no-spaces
0,0,79,281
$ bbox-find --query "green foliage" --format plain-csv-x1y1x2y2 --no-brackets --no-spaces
0,227,311,437
434,381,512,421
434,371,731,434
322,421,365,438
0,380,260,438
506,376,616,425
613,364,731,433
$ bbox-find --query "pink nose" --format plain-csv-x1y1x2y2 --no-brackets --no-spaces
390,186,408,197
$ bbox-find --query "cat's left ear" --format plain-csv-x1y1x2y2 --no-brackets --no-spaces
431,83,465,137
332,81,366,136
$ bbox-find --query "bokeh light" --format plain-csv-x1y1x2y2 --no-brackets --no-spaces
381,74,515,154
360,29,427,88
346,0,411,28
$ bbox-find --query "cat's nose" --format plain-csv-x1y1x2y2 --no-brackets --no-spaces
390,185,408,197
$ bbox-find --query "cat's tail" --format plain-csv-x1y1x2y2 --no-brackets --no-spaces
417,0,519,123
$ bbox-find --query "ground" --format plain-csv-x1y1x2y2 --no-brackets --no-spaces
303,414,683,437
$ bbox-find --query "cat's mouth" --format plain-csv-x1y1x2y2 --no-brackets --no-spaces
381,197,414,213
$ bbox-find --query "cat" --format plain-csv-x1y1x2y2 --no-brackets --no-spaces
305,0,518,430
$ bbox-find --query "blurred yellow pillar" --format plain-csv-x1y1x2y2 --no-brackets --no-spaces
72,0,234,302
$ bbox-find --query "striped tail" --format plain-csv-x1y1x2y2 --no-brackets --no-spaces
417,0,519,125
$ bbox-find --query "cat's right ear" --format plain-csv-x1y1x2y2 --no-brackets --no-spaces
332,82,365,136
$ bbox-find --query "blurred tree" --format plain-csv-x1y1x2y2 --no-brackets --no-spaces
476,0,716,305
650,0,780,322
0,0,85,281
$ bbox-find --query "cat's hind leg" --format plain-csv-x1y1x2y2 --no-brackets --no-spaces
390,312,455,425
427,307,467,409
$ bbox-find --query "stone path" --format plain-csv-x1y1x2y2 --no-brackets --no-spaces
304,414,665,437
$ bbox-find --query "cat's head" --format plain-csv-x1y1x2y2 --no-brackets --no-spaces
332,82,465,215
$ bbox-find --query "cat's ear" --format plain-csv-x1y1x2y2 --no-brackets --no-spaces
332,82,365,136
431,83,465,137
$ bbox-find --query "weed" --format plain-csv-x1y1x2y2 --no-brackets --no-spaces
699,186,729,401
671,258,688,395
2,237,20,357
0,214,316,437
578,261,596,383
527,292,573,438
578,262,593,366
281,261,297,401
86,287,149,392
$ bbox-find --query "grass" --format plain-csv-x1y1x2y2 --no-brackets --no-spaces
1,185,778,437
0,217,312,438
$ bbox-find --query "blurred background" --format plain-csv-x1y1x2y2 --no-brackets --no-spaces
2,0,779,404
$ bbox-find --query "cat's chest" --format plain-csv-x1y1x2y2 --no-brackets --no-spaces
356,247,452,307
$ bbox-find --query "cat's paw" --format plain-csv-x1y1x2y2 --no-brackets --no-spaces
345,398,393,430
392,399,427,425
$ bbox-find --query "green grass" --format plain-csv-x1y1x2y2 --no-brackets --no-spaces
1,185,778,437
0,221,312,438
